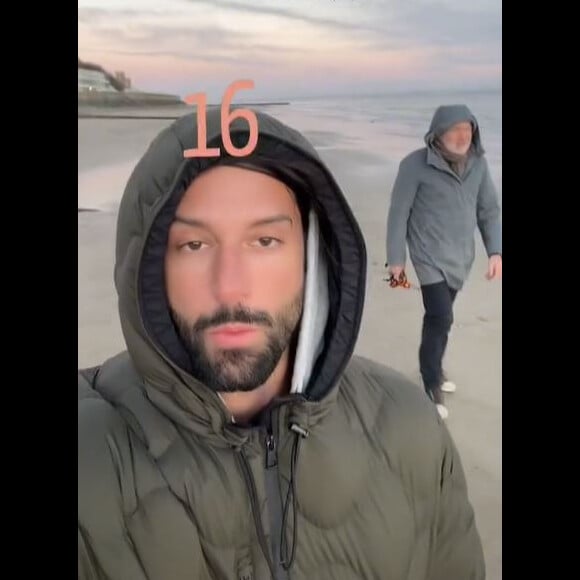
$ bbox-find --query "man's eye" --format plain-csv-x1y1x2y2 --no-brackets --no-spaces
255,237,280,248
181,241,204,251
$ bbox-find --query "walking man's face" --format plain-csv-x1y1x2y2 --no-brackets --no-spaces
441,121,473,155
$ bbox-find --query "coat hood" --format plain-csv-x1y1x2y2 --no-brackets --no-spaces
424,104,485,155
113,108,366,432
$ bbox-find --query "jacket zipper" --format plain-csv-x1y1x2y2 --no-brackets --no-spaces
264,409,289,580
237,406,289,580
237,447,277,579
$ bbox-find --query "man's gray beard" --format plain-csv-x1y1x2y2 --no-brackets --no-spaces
171,294,303,393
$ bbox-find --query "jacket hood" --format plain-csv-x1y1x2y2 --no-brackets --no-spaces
424,104,485,155
113,108,366,430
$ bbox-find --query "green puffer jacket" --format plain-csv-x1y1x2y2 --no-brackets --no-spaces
78,109,485,580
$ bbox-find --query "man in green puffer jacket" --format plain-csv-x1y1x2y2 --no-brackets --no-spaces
78,108,485,580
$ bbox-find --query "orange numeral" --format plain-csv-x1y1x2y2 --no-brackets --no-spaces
183,80,259,158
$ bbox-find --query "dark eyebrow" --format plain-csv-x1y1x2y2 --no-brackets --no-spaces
250,215,293,228
173,214,294,229
173,216,206,228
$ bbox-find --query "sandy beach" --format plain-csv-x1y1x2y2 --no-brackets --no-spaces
78,101,501,578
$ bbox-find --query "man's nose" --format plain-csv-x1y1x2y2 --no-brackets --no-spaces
211,247,250,305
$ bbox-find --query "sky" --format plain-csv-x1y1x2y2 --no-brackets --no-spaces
78,0,502,101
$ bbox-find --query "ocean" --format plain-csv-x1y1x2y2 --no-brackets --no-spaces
78,89,502,211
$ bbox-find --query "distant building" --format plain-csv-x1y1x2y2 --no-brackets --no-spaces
114,71,131,90
78,58,125,92
78,57,183,107
78,68,116,92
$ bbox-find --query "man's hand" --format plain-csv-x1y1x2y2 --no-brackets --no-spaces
486,254,502,280
388,264,405,279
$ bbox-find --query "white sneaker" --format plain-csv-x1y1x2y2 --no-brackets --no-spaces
429,388,449,420
441,380,457,393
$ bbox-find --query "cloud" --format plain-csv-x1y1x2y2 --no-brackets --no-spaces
380,2,501,47
183,0,381,33
80,1,501,57
80,19,310,67
183,0,500,48
78,0,501,95
78,7,166,24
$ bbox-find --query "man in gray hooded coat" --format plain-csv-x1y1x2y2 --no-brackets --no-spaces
386,104,502,419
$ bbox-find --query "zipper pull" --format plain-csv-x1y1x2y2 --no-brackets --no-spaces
265,432,277,469
264,409,278,469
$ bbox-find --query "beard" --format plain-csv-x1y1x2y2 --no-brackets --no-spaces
171,293,303,393
441,139,471,156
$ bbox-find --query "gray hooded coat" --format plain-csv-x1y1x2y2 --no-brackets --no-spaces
386,105,501,290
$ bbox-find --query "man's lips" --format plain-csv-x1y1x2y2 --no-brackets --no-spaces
207,324,261,347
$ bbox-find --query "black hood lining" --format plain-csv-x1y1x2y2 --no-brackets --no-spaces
138,132,366,401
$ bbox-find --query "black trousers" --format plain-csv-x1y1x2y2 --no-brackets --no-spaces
419,281,458,393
